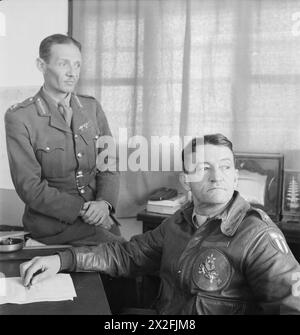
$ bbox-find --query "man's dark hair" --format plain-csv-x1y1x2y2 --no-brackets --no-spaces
182,133,234,173
39,34,81,63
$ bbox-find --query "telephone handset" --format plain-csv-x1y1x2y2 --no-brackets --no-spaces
148,187,178,201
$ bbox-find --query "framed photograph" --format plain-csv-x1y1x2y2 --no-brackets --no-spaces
234,152,284,223
282,170,300,223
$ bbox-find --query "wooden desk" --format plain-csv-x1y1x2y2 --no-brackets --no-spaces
0,247,111,315
137,209,170,233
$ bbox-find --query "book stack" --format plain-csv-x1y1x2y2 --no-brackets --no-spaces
146,193,189,215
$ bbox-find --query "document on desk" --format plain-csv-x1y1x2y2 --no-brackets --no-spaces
0,274,77,304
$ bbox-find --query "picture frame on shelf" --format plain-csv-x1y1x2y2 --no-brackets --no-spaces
282,169,300,224
234,152,284,223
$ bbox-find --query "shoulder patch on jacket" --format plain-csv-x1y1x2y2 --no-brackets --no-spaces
268,231,289,255
9,97,35,111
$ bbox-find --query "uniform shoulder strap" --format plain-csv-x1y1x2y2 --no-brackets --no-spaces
8,96,35,112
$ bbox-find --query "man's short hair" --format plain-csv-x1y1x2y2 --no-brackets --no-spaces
39,34,82,63
182,133,234,173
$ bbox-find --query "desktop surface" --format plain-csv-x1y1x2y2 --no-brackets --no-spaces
0,248,111,315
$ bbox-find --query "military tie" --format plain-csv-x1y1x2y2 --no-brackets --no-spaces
58,102,73,127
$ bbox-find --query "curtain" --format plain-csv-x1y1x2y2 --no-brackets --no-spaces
72,0,300,216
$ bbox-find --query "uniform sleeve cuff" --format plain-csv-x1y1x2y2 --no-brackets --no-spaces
57,248,76,271
103,200,113,212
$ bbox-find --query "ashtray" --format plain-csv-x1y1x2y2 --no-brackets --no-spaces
0,238,24,253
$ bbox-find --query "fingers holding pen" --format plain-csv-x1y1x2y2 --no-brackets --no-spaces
19,258,34,281
19,255,61,288
20,257,43,287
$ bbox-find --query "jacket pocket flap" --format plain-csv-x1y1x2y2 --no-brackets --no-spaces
81,130,100,144
36,141,65,153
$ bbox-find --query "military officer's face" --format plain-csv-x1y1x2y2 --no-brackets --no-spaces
183,144,238,208
38,43,81,96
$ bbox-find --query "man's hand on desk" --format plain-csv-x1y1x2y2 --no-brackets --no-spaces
20,255,61,288
79,200,112,229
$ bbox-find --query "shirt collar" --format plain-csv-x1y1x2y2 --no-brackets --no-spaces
183,191,250,236
192,210,208,228
42,86,71,107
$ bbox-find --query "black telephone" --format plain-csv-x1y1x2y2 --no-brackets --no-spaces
148,187,178,201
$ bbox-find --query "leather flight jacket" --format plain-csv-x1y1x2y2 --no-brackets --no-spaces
62,191,300,314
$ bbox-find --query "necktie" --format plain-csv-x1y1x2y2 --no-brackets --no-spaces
58,102,73,127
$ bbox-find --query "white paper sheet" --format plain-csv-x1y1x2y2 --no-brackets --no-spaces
0,274,77,304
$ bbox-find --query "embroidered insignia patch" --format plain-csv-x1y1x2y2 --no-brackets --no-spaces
192,248,232,292
78,122,90,131
269,232,289,254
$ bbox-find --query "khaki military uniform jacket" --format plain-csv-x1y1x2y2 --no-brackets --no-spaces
5,88,119,244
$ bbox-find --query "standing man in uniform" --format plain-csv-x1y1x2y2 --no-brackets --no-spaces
5,34,123,246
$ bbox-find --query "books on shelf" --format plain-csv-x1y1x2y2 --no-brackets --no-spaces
146,193,188,215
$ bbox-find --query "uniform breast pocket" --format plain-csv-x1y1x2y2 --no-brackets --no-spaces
196,295,247,315
35,141,66,178
80,128,101,169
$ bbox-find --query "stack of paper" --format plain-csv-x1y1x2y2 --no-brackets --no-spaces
146,193,188,214
0,274,77,304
